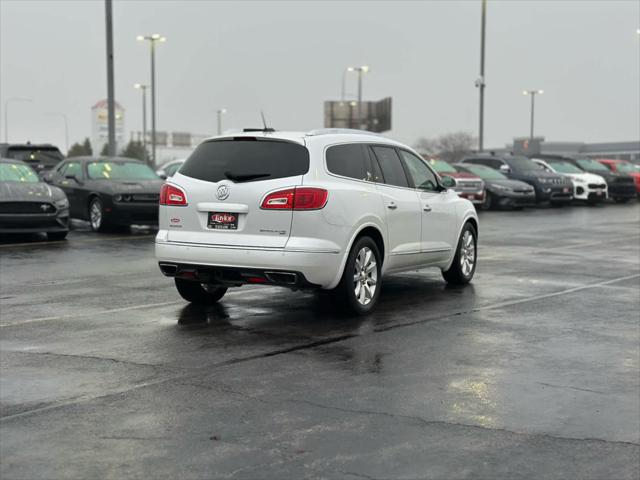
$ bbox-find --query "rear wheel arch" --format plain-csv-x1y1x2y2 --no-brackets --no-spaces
351,226,385,268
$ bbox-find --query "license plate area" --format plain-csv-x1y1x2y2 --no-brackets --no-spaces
208,212,238,230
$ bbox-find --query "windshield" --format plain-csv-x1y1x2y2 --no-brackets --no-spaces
87,162,158,180
548,161,584,174
463,164,507,180
507,156,543,172
428,159,457,173
0,163,40,183
7,146,64,164
577,159,609,172
180,139,309,183
614,162,639,173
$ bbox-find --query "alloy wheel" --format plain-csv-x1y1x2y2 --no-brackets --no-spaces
460,230,476,277
353,246,377,306
90,200,102,230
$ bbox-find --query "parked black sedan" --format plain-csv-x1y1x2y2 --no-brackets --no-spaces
460,154,573,205
453,163,536,209
0,158,69,239
44,156,162,232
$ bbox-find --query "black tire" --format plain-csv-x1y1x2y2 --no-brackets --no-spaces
47,231,68,241
480,192,493,210
442,222,477,285
88,197,110,232
550,201,565,208
334,236,382,315
614,197,630,204
174,278,227,305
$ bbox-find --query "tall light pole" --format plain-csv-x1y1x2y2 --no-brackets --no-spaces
353,66,369,130
477,0,487,152
523,90,544,141
137,33,166,166
46,112,69,153
105,0,116,156
4,97,32,142
134,83,149,163
341,67,355,102
216,109,227,135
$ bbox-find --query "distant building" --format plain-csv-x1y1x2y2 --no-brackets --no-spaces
91,99,125,154
493,139,640,163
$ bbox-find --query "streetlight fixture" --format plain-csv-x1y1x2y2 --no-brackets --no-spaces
341,67,355,102
46,112,69,153
523,89,544,141
4,97,32,142
216,109,227,135
134,83,149,163
137,33,166,166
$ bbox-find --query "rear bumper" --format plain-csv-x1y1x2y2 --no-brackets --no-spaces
155,239,342,289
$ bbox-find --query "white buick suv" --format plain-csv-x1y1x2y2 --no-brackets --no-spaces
156,129,479,314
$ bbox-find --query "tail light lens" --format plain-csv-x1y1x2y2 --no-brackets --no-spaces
160,184,188,206
261,187,328,210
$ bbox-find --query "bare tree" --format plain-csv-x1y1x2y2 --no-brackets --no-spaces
414,131,477,163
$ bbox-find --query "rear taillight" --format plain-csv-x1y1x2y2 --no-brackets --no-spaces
261,187,328,210
160,184,188,206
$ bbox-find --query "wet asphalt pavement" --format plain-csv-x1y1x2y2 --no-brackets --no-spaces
1,203,639,480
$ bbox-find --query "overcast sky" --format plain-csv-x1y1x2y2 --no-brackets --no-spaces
1,0,639,151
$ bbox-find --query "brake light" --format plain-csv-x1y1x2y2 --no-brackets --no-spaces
261,187,328,210
160,184,188,206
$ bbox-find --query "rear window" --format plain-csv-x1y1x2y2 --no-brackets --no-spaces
6,146,64,166
180,139,310,183
326,144,369,181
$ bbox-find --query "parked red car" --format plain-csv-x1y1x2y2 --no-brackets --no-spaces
597,159,640,196
426,158,485,205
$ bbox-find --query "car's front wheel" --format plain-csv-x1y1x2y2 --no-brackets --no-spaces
174,278,227,305
442,223,477,285
89,197,109,232
335,236,382,315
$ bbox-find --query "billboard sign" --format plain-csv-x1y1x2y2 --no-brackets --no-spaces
324,97,392,133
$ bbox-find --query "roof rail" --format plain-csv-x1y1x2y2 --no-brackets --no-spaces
305,128,382,137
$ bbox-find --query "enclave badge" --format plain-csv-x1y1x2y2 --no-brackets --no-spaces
216,185,230,201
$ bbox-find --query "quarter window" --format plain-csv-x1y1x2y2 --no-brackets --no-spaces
370,146,409,188
399,150,439,191
326,144,369,181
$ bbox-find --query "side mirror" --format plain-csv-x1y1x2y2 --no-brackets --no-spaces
440,175,456,189
157,170,167,180
499,164,511,174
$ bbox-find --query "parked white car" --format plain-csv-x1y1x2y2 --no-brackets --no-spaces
531,158,608,204
156,129,479,314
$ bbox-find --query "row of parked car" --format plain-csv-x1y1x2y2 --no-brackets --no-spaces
429,154,639,209
0,138,638,241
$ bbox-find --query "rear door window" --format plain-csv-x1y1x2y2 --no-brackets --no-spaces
370,146,409,188
180,139,310,183
326,144,369,181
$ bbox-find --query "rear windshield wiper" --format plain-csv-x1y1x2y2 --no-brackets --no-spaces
223,171,271,182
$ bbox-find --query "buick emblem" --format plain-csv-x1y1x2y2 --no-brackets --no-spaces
216,184,230,201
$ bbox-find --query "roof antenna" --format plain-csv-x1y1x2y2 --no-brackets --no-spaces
260,111,268,130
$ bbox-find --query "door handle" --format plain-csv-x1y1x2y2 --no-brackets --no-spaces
387,202,398,210
423,204,432,212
